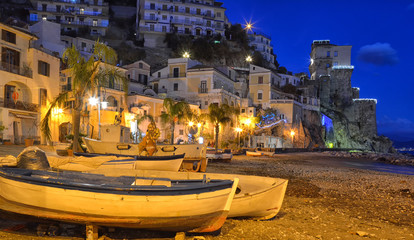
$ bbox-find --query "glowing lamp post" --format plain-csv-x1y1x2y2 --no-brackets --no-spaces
246,55,252,63
235,127,243,149
290,130,295,147
183,51,190,58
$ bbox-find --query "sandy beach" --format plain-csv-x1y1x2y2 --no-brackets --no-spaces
0,146,413,240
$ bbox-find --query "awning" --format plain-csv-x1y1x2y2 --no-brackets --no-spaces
9,111,38,119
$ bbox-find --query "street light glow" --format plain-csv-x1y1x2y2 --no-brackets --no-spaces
246,55,253,62
197,123,202,128
290,130,295,137
101,101,108,109
235,127,243,133
188,121,194,127
183,51,190,58
89,97,98,106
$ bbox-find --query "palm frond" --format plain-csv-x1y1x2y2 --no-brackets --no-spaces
41,92,69,143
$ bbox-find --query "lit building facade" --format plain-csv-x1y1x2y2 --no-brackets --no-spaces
29,0,109,36
248,32,275,66
136,0,227,47
0,22,60,144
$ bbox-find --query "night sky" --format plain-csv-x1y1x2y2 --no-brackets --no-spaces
224,0,414,141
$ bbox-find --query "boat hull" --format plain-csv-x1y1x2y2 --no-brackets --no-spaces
86,169,288,220
246,151,263,157
48,154,185,172
82,138,207,172
0,168,238,232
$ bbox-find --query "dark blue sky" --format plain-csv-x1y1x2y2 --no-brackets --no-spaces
224,0,414,141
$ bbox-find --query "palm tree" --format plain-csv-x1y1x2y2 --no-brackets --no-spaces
205,103,235,151
160,98,190,144
134,113,154,143
41,41,126,152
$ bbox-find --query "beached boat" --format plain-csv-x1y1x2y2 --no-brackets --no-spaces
87,169,288,220
0,167,238,232
206,148,233,162
246,151,264,157
82,137,207,172
48,154,185,172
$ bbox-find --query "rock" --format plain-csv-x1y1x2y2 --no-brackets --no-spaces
356,231,369,237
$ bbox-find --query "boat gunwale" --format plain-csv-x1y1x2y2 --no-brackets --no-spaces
0,167,234,196
74,152,186,161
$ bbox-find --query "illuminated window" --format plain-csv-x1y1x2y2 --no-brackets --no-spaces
93,19,98,26
80,8,84,14
327,51,330,57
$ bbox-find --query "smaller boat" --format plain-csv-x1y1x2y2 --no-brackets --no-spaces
48,154,185,172
0,167,239,233
86,169,289,220
206,148,233,162
246,151,264,157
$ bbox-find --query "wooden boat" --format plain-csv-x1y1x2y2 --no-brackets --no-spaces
206,148,233,162
246,151,264,157
86,169,288,220
48,154,185,172
0,167,238,232
82,137,207,172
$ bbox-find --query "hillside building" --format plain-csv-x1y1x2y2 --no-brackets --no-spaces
29,0,109,36
248,32,276,67
136,0,227,48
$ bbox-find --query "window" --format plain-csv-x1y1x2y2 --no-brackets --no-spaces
139,62,143,69
1,47,20,68
333,62,338,66
38,61,50,76
150,24,154,31
196,8,201,15
258,92,263,100
258,76,263,84
334,51,338,57
2,30,16,44
162,26,167,32
174,83,178,91
241,109,246,113
216,12,221,17
157,72,161,78
40,89,47,106
185,7,190,13
206,20,211,27
173,67,179,77
196,28,201,35
326,63,330,68
150,3,155,9
30,13,38,22
200,80,207,93
205,101,208,106
67,77,72,90
92,19,98,26
174,6,178,12
162,15,167,20
179,129,184,135
327,51,330,57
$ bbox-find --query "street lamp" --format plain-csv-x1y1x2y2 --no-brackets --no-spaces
183,51,190,58
235,127,243,149
246,55,252,63
290,130,295,147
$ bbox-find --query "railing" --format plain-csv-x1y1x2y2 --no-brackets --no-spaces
36,7,103,16
198,88,208,93
0,98,39,112
168,73,186,78
144,6,215,18
40,0,108,6
0,62,33,78
59,20,108,27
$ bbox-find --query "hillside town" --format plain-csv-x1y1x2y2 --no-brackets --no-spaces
0,0,394,153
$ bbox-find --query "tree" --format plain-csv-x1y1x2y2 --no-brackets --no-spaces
160,98,191,144
205,103,235,151
41,41,125,152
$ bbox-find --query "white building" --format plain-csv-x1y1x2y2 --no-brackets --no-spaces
29,0,109,36
248,32,275,67
136,0,227,48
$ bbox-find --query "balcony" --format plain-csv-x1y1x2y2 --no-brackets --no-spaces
59,20,108,27
198,87,208,93
0,62,33,78
35,7,103,16
39,0,108,6
0,98,39,112
168,73,186,78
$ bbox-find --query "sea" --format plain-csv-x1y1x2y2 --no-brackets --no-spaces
399,150,414,157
